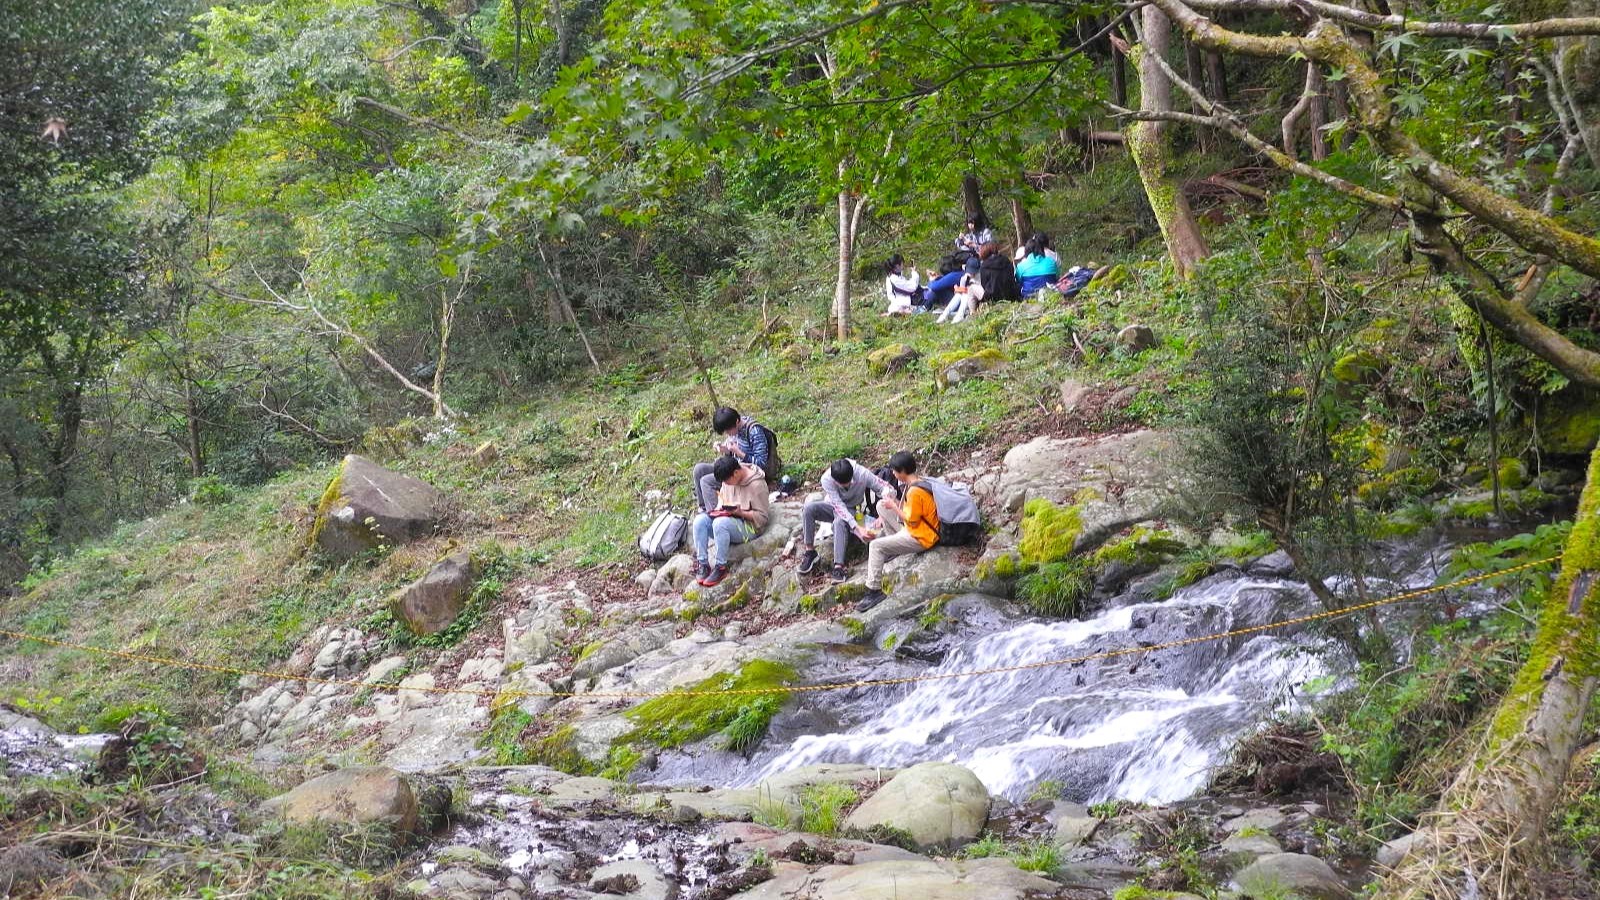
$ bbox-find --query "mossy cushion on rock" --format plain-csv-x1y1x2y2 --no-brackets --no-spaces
932,348,1008,388
311,454,444,558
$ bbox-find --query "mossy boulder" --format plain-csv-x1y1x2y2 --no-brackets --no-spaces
931,348,1008,388
310,455,444,558
868,343,920,375
1535,387,1600,455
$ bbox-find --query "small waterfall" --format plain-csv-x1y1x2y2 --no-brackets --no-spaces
739,573,1340,803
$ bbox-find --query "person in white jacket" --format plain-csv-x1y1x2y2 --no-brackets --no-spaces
883,254,922,316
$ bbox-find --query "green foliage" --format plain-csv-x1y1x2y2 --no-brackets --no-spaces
959,834,1062,877
622,660,796,750
1089,800,1123,819
797,783,858,835
1016,560,1093,618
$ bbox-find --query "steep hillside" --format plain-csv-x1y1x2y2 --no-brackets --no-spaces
0,273,1187,729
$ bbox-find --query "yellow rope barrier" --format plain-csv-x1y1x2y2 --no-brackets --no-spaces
0,555,1560,702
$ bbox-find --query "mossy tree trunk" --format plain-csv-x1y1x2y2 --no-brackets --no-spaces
1378,446,1600,899
1127,6,1211,279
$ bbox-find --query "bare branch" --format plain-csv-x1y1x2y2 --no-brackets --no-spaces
1182,0,1600,39
248,265,459,418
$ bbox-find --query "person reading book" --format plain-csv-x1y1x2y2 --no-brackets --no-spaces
690,454,770,587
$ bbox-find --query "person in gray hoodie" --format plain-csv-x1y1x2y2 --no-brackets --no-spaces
796,458,897,582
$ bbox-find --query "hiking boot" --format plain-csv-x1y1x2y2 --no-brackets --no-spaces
856,588,887,612
699,563,731,587
829,563,849,583
689,558,706,580
797,549,820,575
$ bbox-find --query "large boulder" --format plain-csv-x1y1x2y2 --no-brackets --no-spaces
391,553,475,636
843,762,989,851
312,455,444,557
264,766,420,833
971,430,1186,562
730,858,1056,899
1234,853,1352,900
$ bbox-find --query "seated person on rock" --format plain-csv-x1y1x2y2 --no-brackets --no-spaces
858,451,939,612
798,458,898,582
690,407,775,514
1015,235,1062,298
883,253,923,316
691,454,770,588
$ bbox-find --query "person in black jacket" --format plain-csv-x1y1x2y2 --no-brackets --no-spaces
977,242,1021,304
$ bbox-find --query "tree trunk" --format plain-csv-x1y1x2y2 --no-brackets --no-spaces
834,186,857,341
548,0,570,67
1307,64,1328,161
1185,38,1214,152
1555,0,1600,170
1011,196,1034,247
184,380,204,477
539,244,600,372
1127,7,1211,278
1110,47,1129,109
1378,447,1600,900
829,183,872,342
432,279,458,420
961,173,987,228
1204,49,1228,103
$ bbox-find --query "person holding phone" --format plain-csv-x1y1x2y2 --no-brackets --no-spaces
690,454,771,587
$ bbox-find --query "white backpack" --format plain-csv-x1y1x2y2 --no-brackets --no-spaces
638,512,688,561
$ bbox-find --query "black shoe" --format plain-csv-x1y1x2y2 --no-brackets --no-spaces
689,558,706,580
857,589,887,612
798,549,820,575
699,563,731,587
829,564,849,583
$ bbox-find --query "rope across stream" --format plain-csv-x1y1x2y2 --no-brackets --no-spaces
0,555,1560,702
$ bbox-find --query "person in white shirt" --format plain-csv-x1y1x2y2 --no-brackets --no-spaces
883,253,923,316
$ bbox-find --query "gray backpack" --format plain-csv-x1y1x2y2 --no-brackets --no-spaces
905,477,983,546
638,511,687,561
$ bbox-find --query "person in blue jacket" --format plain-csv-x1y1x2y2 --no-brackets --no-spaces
690,407,776,513
919,256,965,312
1015,234,1061,297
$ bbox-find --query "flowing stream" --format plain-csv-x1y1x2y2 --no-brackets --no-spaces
722,568,1395,804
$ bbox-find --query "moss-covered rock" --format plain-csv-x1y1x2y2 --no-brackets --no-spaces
1018,498,1082,566
868,343,920,375
309,455,444,558
1535,388,1600,455
930,347,1008,389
